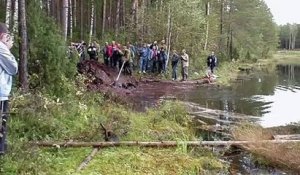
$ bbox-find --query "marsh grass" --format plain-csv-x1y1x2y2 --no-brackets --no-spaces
232,123,300,172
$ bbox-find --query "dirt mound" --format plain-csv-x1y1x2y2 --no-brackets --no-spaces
77,60,138,97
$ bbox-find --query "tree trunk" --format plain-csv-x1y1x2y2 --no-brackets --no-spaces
11,0,18,35
62,0,68,42
141,0,145,41
34,140,300,148
46,0,51,15
102,0,106,38
69,0,73,39
5,0,12,29
89,0,95,44
18,0,29,91
273,135,300,140
204,2,210,51
219,0,224,51
108,0,112,29
165,3,171,68
77,148,99,171
121,0,125,31
80,0,83,39
131,0,139,40
73,0,76,28
115,0,120,37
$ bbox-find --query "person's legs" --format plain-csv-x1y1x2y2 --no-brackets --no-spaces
181,66,184,81
184,66,188,80
174,64,177,80
142,58,147,73
140,57,144,73
162,53,167,73
210,65,214,73
0,100,9,155
152,59,157,73
104,56,109,66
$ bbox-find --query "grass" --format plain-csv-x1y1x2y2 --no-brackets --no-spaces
271,50,300,65
232,123,300,172
1,88,226,174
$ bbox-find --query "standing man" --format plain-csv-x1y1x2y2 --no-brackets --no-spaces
171,49,180,81
139,43,148,74
158,40,167,73
122,46,132,76
181,49,189,81
102,42,109,66
150,41,158,73
207,51,217,73
0,23,18,155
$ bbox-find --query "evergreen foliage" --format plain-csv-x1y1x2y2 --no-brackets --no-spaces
26,1,77,97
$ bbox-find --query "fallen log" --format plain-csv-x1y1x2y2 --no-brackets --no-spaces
273,134,300,140
190,113,235,125
33,140,300,148
77,148,99,171
186,102,260,122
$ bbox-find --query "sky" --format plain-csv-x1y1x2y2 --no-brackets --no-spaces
263,0,300,25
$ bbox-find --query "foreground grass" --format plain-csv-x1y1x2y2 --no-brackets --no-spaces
232,123,300,172
0,90,225,174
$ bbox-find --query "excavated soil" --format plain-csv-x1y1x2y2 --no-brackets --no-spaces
77,60,211,109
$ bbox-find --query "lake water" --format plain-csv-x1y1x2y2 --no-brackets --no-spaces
181,64,300,128
134,62,300,128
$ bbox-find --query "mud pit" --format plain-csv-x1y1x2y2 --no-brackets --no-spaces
77,60,209,108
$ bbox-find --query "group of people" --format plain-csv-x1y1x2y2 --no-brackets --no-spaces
71,39,193,81
71,39,218,82
100,40,169,75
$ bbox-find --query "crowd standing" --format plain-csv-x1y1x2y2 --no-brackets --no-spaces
70,39,217,82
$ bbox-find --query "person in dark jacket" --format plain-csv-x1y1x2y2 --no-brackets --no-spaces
171,49,180,80
207,51,217,73
87,42,98,61
0,22,18,155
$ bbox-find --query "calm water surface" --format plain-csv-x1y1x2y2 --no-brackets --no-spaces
134,62,300,128
182,64,300,127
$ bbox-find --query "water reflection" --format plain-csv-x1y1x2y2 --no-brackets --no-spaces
133,63,300,128
184,64,300,127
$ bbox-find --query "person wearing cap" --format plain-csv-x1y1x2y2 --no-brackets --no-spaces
0,22,18,155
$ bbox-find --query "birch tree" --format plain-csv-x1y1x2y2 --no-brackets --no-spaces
5,0,12,28
102,0,106,38
12,0,18,35
115,0,120,37
89,0,95,44
62,0,69,41
69,0,73,39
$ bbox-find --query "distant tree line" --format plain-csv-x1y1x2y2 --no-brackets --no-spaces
278,24,300,50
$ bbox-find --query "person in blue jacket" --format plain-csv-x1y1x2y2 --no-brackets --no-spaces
0,22,18,155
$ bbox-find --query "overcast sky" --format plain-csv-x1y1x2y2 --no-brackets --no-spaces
263,0,300,25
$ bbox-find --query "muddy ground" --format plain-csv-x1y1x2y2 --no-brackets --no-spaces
77,60,210,107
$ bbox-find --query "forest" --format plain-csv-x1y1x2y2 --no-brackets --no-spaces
0,0,279,95
1,0,300,174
